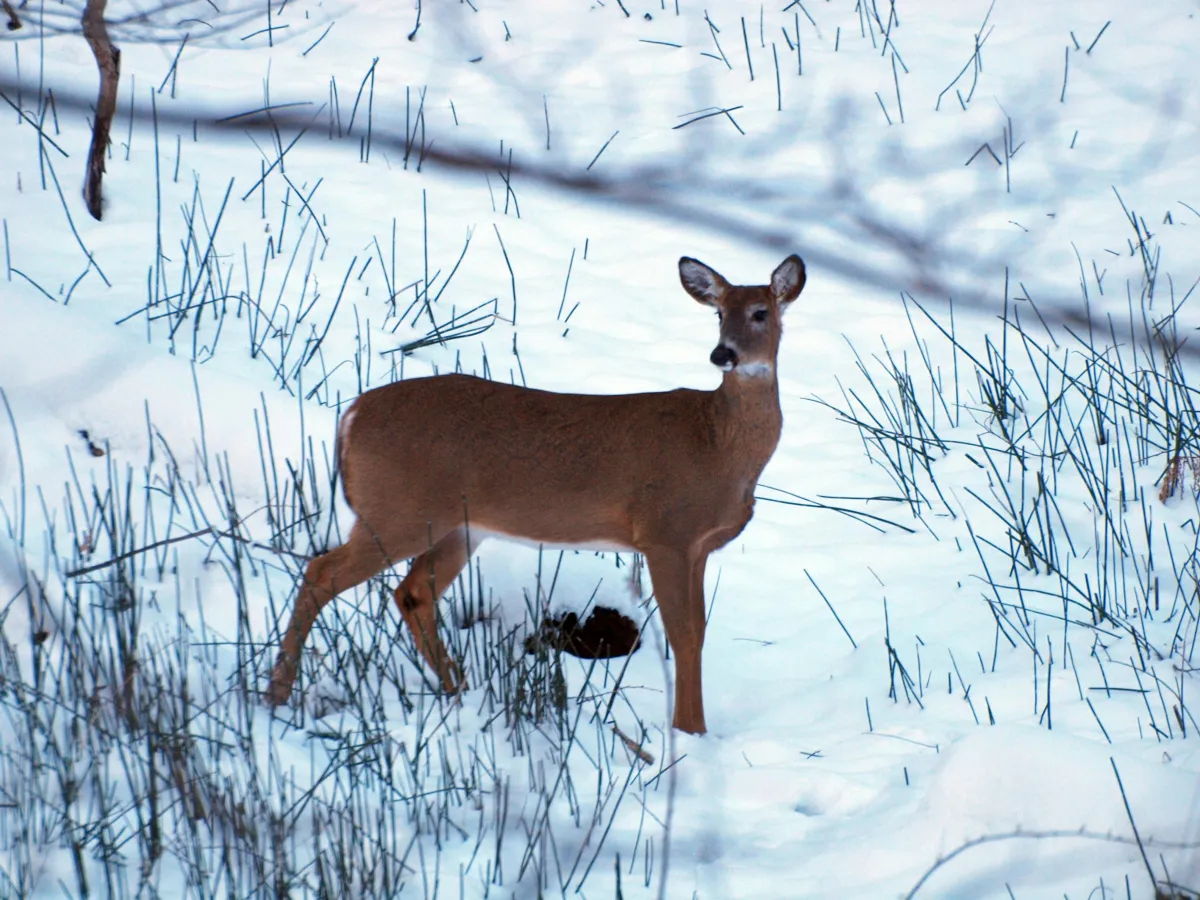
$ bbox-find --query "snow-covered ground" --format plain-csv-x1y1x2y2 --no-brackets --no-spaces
2,1,1200,897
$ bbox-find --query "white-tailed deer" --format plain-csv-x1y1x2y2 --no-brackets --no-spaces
267,254,806,734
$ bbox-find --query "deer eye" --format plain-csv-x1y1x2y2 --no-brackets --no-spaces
751,308,768,323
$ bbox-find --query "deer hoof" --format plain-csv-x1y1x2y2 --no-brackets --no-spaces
265,658,296,706
442,663,467,696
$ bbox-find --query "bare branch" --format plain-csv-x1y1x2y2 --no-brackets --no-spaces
4,0,269,42
904,827,1200,899
0,70,1178,359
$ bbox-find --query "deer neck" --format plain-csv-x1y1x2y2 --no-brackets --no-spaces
713,367,783,459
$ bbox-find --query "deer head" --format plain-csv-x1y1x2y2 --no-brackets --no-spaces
678,254,806,379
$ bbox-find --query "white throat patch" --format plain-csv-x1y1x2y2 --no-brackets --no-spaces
733,361,774,378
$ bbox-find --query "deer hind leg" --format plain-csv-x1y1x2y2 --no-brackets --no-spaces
267,521,391,706
645,547,708,735
394,527,473,694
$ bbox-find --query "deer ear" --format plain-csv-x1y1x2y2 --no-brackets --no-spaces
771,255,806,308
679,257,730,306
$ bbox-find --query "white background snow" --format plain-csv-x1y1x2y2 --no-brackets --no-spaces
2,0,1200,897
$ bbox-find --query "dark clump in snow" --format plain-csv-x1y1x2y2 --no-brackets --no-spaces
525,605,641,659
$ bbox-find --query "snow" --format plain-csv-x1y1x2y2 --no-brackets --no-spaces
2,0,1200,897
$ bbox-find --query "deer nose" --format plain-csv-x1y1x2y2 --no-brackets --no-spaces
710,344,738,370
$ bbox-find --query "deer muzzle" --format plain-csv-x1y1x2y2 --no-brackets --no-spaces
710,344,738,371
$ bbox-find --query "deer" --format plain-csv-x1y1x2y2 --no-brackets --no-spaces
266,254,806,735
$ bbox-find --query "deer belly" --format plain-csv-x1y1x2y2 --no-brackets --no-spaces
482,529,636,554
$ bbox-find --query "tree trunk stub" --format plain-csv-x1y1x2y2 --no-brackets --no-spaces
82,0,119,221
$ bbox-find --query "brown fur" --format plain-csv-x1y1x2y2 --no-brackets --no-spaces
266,254,806,735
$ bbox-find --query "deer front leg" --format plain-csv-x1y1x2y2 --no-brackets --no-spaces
645,547,707,735
394,527,472,694
268,522,389,706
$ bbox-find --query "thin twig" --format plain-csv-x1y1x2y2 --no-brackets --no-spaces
67,523,309,577
904,827,1200,899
